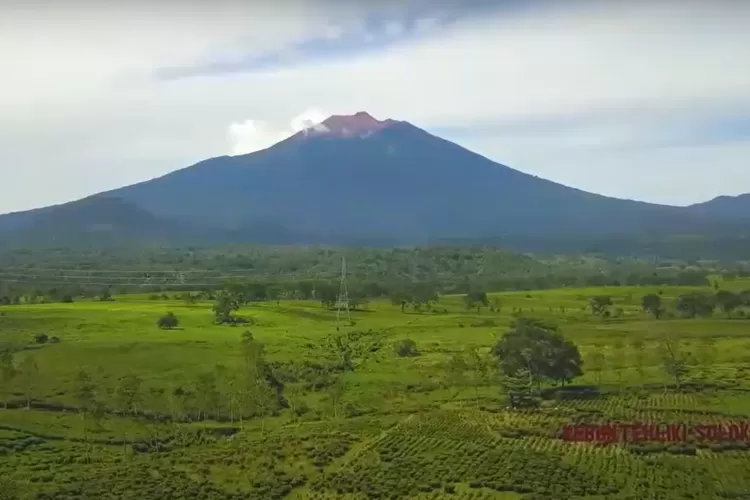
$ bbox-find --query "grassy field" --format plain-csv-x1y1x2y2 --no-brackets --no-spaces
3,283,750,499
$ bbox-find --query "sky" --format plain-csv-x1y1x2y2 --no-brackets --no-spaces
2,0,750,214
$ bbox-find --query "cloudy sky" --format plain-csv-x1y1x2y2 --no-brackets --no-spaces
2,0,749,214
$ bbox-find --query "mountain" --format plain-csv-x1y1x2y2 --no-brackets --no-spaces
1,112,749,253
687,194,750,218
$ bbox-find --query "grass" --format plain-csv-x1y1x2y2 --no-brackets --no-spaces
2,285,750,499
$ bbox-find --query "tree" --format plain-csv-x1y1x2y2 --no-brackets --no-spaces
659,334,691,390
328,376,346,419
238,331,283,429
0,347,18,409
444,353,469,402
587,347,605,386
389,291,411,313
676,293,715,318
115,373,143,416
195,371,220,420
630,338,647,383
18,355,38,409
157,312,179,329
318,284,338,309
590,295,613,316
74,370,98,449
611,339,625,389
330,334,354,371
492,318,583,389
716,290,742,318
469,347,491,402
464,290,489,313
641,294,663,319
213,290,240,324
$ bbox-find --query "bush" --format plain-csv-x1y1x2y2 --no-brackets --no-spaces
394,339,419,357
157,312,179,330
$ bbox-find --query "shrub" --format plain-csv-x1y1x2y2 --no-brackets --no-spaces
157,312,179,330
394,339,419,357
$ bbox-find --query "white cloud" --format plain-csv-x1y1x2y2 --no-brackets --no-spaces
1,0,750,213
228,109,330,155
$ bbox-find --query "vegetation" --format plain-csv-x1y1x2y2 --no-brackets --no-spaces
3,245,750,499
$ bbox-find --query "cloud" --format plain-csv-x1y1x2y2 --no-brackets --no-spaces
228,109,330,155
1,0,750,213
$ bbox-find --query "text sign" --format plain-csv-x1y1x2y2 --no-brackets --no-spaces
562,422,750,443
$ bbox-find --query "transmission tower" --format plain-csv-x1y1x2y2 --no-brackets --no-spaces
336,256,350,327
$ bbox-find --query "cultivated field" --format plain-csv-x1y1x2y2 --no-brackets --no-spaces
2,283,750,499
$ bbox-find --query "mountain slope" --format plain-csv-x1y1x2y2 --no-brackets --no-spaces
687,194,750,217
1,112,749,250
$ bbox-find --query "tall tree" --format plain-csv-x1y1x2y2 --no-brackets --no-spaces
464,290,489,314
0,347,17,409
641,294,663,319
659,334,691,390
676,293,715,318
18,355,38,409
213,289,241,324
492,318,583,389
589,296,613,316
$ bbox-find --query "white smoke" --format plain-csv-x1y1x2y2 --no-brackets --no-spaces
228,108,329,155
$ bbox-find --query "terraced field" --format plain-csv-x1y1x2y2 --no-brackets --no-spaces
2,285,750,499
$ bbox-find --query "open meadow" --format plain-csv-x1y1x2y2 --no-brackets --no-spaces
3,282,750,500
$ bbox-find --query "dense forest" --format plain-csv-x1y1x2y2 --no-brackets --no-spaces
1,244,748,304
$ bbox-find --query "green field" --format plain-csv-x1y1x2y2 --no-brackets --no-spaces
3,284,750,499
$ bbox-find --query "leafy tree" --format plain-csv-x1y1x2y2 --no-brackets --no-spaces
394,339,419,357
464,290,489,313
641,294,663,319
587,347,605,386
390,291,411,312
589,295,613,316
212,289,240,324
330,334,354,371
328,376,346,419
157,312,179,329
0,347,18,409
716,290,742,318
676,293,715,318
115,373,143,415
444,353,469,401
492,318,583,389
74,370,97,445
630,338,647,383
238,331,283,428
18,355,38,409
195,371,220,420
318,284,338,309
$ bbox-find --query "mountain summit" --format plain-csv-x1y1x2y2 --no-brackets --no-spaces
295,111,400,140
1,114,749,250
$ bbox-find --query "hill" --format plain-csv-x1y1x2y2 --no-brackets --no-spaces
1,112,749,254
688,193,750,217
